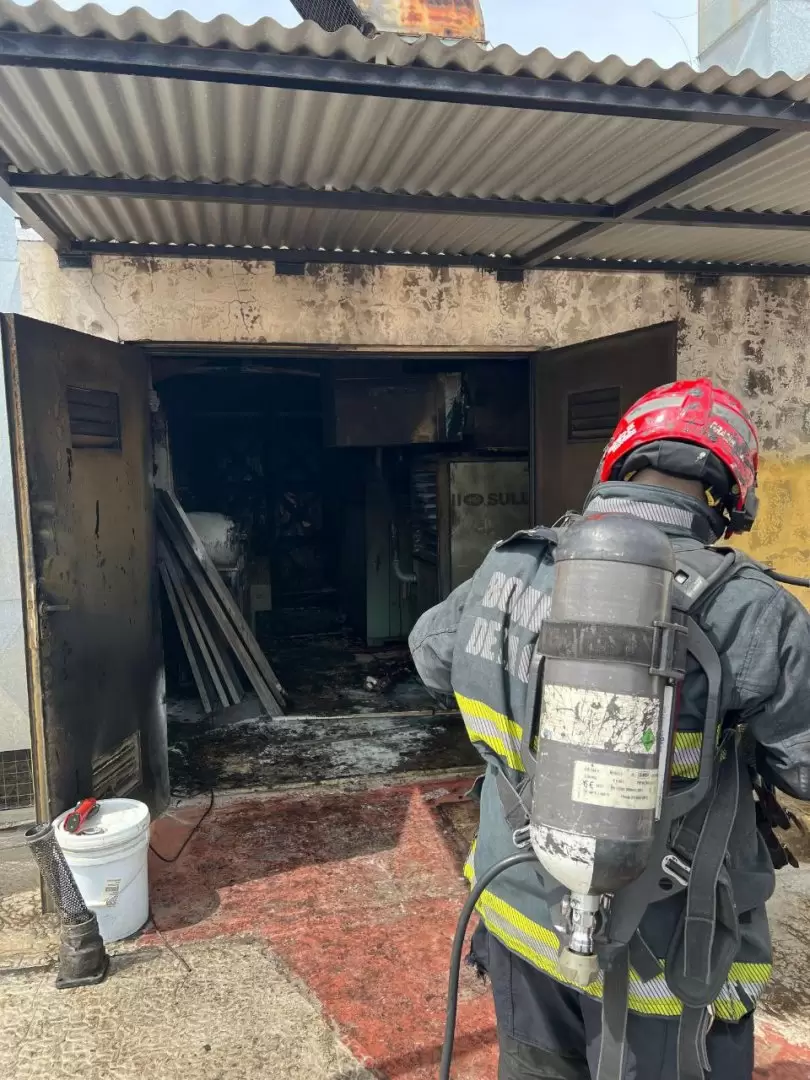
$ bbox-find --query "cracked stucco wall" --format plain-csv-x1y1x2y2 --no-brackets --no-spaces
0,240,804,785
0,242,803,801
14,240,810,592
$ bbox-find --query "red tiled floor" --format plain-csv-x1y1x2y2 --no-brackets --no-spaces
148,779,497,1079
754,1022,810,1080
145,781,810,1079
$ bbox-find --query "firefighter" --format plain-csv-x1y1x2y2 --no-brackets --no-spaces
410,379,810,1080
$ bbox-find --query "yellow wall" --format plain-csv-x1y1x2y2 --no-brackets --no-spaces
733,456,810,604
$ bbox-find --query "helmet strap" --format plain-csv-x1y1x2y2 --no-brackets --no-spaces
728,489,759,535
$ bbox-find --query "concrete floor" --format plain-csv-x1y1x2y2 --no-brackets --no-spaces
1,872,372,1080
2,935,371,1079
2,774,810,1079
0,821,38,901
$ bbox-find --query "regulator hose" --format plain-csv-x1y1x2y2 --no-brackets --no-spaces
440,849,538,1080
765,568,810,589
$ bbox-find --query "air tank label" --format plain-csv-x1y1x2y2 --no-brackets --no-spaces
572,762,659,810
540,686,660,755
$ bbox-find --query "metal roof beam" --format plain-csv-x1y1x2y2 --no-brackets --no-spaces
67,241,516,270
3,30,810,129
536,256,810,277
0,172,69,249
7,173,613,223
13,172,810,232
521,127,792,266
68,242,810,277
642,207,810,230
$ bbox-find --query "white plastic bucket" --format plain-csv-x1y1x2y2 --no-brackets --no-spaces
53,798,151,943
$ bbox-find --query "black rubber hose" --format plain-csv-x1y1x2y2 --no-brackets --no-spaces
439,849,538,1080
765,568,810,588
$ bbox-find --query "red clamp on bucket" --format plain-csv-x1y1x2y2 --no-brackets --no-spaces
63,798,100,834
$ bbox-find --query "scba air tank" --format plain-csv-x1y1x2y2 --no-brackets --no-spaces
529,513,677,982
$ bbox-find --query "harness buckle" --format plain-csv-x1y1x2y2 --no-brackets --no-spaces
512,825,532,849
650,619,688,681
662,852,692,888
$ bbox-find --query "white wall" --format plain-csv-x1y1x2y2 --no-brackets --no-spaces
0,208,31,760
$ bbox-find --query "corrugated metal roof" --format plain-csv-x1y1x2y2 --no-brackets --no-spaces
3,0,810,103
2,1,810,270
668,133,810,213
0,68,740,204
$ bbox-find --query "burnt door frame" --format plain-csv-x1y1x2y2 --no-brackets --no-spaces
3,316,48,821
530,321,679,524
2,314,167,823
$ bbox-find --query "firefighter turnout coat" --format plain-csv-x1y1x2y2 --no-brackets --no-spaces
409,482,810,1023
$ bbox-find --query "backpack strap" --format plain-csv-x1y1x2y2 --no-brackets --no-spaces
668,731,742,1077
494,524,562,551
672,545,742,616
600,552,736,926
599,547,752,1080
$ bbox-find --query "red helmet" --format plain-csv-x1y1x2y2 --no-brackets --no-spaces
597,378,759,535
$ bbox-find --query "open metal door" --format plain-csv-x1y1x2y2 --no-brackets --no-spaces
531,322,678,524
1,315,167,823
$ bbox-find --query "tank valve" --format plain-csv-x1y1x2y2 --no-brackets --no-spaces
557,892,601,986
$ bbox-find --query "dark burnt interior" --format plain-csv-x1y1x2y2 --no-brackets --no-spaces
155,353,530,729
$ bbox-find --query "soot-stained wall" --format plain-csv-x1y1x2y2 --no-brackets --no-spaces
18,241,810,598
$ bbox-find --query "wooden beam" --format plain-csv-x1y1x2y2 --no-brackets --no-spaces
156,498,284,717
157,488,286,707
158,538,230,710
158,558,213,714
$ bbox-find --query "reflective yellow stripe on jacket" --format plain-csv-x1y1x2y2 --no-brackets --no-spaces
455,693,524,772
672,731,703,779
457,694,714,782
463,851,770,1021
672,726,724,779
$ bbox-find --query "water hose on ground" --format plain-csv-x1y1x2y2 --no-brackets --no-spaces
440,849,538,1080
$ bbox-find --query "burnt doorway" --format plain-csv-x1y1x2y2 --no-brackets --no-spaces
155,360,439,722
154,352,531,725
156,364,360,718
151,350,531,795
530,322,678,525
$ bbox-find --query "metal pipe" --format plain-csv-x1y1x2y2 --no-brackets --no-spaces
24,822,109,989
25,823,91,925
375,451,417,586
